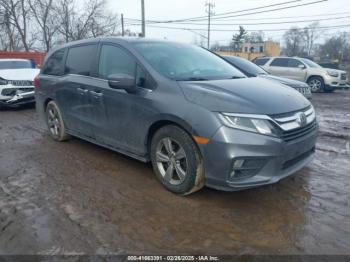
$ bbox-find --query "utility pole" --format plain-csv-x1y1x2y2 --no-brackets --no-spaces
205,1,215,49
141,0,146,37
121,14,125,37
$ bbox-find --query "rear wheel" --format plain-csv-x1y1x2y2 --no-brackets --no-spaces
307,76,324,93
150,125,205,195
46,101,70,141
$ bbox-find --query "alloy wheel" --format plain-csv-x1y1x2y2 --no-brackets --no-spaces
47,106,60,137
156,137,188,185
308,79,322,92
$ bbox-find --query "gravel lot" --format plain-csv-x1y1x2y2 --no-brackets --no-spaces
0,91,349,255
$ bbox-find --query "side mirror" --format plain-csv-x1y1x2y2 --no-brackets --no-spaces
298,64,306,69
108,73,136,91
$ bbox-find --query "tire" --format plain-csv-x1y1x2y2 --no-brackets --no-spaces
46,101,70,141
150,125,205,195
307,76,324,93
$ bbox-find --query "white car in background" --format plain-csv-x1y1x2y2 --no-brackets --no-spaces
255,56,349,93
0,59,39,108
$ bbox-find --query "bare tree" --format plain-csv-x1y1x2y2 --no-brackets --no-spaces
283,27,305,56
320,32,350,62
29,0,58,51
0,0,32,51
303,22,322,56
56,0,118,43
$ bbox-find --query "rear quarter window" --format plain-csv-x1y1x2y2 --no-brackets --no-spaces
42,49,66,75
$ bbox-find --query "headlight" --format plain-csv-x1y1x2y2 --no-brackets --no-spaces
0,78,7,85
219,113,278,137
327,70,339,77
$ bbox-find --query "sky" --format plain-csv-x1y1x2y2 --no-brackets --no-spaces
106,0,350,46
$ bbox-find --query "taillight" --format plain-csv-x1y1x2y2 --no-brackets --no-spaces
33,75,40,89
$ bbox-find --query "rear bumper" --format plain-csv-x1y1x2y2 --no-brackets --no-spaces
201,124,318,191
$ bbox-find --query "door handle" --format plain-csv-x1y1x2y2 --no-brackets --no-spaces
90,90,103,98
77,87,88,95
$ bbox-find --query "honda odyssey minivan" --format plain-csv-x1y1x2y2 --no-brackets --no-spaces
35,38,318,195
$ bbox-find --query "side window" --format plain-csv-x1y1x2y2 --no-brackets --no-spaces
270,58,288,67
65,45,96,76
98,45,136,79
43,49,65,76
288,59,303,68
255,58,269,66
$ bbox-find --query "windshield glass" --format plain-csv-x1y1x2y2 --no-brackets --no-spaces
0,60,32,70
224,56,267,76
133,42,245,81
300,58,321,68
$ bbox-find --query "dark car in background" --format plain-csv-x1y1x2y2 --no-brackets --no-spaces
223,55,312,99
35,38,317,195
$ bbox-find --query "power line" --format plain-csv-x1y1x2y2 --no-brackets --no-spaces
125,11,350,23
125,0,328,24
127,23,350,32
209,0,328,21
208,11,350,21
126,15,350,27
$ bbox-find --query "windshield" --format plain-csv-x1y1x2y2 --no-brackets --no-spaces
300,58,322,68
0,60,32,70
224,56,267,76
133,42,245,81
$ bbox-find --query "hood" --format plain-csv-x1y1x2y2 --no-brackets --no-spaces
258,74,308,88
0,69,40,81
324,68,347,74
178,78,310,115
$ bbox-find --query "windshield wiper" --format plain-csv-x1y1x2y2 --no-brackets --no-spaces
177,77,209,81
227,76,245,79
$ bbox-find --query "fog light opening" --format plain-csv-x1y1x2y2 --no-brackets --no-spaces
229,158,267,181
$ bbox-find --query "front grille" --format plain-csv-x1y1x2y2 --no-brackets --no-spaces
271,106,317,142
1,87,34,96
281,120,317,142
341,73,347,80
282,148,315,170
8,80,33,86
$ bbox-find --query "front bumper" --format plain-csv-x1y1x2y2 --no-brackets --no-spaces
324,74,349,90
0,91,35,107
201,125,318,191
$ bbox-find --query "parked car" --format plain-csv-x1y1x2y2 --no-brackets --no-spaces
35,38,318,195
222,55,312,99
0,59,39,108
254,56,349,92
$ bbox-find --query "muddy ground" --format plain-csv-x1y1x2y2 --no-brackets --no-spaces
0,91,349,255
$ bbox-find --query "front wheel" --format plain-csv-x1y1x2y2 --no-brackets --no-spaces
46,101,70,141
150,125,205,195
307,76,324,93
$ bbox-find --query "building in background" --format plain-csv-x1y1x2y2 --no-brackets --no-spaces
215,40,280,61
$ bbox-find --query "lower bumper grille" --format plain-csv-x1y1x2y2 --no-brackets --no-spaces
282,148,315,170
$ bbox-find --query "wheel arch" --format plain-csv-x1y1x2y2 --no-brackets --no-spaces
145,115,197,155
43,97,53,112
307,75,324,83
